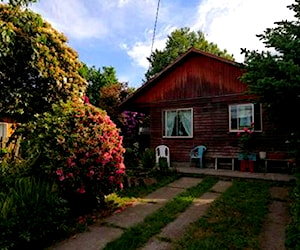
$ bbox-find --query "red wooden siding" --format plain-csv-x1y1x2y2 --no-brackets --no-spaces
149,95,289,163
132,53,247,105
121,48,290,166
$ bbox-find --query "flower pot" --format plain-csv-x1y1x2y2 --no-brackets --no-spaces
240,159,254,173
238,152,256,161
259,151,266,160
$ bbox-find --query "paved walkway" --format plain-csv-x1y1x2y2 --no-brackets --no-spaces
48,169,295,250
141,180,232,250
176,166,296,182
49,177,203,250
260,186,291,250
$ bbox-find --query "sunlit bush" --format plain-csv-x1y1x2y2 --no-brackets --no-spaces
20,99,125,211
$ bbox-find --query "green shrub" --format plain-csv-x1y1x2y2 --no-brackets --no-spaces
0,176,70,249
158,157,169,172
123,143,140,170
19,99,125,213
140,148,156,169
286,174,300,249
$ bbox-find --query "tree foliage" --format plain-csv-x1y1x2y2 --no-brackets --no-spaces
0,0,38,7
0,3,86,122
80,65,118,106
81,64,134,127
240,0,300,134
145,27,234,80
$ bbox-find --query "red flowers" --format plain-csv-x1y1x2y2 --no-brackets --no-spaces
237,124,255,154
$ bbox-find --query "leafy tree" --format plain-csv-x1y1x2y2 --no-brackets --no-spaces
1,0,38,7
80,64,134,127
80,65,118,106
145,27,234,80
0,2,86,122
241,1,300,136
98,82,133,126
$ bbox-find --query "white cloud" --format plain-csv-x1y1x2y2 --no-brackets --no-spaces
122,24,177,70
192,0,295,62
32,0,108,39
123,0,295,70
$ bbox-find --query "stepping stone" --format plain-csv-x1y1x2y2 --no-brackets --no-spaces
104,177,203,229
210,180,233,193
49,226,123,250
260,186,290,250
167,177,203,189
141,180,232,250
159,192,220,240
50,177,203,250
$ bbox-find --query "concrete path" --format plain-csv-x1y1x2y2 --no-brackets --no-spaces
259,186,291,250
176,166,296,183
141,180,232,250
48,170,294,250
48,177,203,250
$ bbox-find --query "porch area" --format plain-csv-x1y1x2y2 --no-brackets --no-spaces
175,165,296,183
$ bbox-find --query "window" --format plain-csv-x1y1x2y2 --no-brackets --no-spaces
229,103,262,132
0,122,8,138
163,108,193,138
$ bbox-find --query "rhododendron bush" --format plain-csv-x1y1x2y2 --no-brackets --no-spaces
20,99,125,207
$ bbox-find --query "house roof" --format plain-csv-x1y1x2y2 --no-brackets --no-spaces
120,47,243,110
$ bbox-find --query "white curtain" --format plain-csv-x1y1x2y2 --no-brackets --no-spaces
239,105,252,127
166,111,177,136
179,110,192,136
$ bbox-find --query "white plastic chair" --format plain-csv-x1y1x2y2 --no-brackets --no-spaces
155,145,170,168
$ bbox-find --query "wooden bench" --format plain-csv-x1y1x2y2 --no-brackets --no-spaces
214,156,237,171
263,158,291,172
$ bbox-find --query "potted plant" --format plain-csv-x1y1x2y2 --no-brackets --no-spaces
237,124,256,172
259,151,267,160
158,156,169,173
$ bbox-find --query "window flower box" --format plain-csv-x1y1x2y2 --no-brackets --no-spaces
267,152,287,159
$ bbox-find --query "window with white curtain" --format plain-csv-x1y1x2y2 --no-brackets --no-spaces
229,103,262,132
163,108,193,138
0,122,8,138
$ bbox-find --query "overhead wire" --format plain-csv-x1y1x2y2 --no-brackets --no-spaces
150,0,161,59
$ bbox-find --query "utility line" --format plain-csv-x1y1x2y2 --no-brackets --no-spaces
150,0,161,58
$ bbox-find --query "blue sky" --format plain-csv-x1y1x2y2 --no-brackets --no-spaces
30,0,294,88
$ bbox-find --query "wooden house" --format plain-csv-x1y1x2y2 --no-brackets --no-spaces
120,48,291,172
0,118,15,139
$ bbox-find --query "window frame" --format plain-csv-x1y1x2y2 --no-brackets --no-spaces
162,108,193,138
229,103,262,132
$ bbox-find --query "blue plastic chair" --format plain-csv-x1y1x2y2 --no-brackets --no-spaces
190,145,207,168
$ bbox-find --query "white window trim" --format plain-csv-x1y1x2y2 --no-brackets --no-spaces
229,103,262,132
163,108,193,138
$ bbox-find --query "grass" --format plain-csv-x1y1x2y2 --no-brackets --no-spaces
173,179,271,250
85,172,180,224
103,176,218,250
286,172,300,249
117,172,179,198
102,173,180,217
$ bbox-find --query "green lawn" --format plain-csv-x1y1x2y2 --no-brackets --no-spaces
104,177,218,250
105,177,275,250
174,179,271,249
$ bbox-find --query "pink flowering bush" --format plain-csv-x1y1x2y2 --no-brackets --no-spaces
237,123,255,155
20,98,125,211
